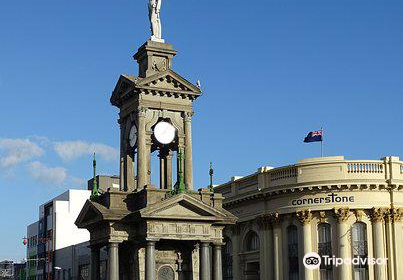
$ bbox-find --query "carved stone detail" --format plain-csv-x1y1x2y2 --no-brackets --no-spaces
389,208,403,223
370,207,387,223
183,112,194,122
334,208,351,223
296,210,313,225
267,212,281,226
229,224,241,236
355,210,365,222
319,211,327,223
257,215,271,230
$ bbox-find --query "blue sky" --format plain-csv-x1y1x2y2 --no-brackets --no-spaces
0,0,402,260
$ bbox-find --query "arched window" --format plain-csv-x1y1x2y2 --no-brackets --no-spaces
352,222,369,280
287,225,299,280
318,223,333,280
223,238,233,280
244,231,260,251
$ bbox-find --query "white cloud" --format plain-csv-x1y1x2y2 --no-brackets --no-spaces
28,161,67,186
54,140,118,161
0,138,44,168
27,161,85,188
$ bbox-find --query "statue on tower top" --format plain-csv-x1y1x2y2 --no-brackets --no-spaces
148,0,164,43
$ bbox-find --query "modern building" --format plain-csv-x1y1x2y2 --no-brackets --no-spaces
0,261,26,280
26,190,91,280
215,155,403,280
26,175,120,280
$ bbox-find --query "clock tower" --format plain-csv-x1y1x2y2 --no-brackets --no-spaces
76,6,236,280
110,40,202,192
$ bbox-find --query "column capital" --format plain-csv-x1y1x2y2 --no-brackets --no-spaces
389,207,403,223
296,209,313,225
257,214,271,230
138,107,147,117
183,111,194,121
268,212,282,226
200,241,211,247
229,224,241,236
370,207,388,223
334,207,351,223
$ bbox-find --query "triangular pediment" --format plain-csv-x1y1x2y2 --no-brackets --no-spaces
140,193,234,223
75,200,103,228
136,70,202,95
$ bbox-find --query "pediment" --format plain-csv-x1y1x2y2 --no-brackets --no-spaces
75,200,103,228
136,70,201,95
140,193,233,222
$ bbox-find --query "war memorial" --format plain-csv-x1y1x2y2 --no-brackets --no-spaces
74,1,403,280
75,1,236,280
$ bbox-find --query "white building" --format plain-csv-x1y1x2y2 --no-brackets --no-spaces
26,190,91,280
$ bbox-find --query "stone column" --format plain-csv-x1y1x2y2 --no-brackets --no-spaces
385,210,395,280
370,208,387,280
258,215,274,279
391,208,403,280
166,151,173,189
145,241,156,280
271,213,282,280
296,210,313,280
137,108,147,189
184,112,194,190
107,242,119,280
213,244,222,280
90,245,100,280
199,242,211,280
230,226,241,280
159,152,166,189
335,208,352,280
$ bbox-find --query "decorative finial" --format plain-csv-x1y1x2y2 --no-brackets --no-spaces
209,162,214,192
91,153,99,199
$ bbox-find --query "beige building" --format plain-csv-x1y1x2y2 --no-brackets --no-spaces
215,156,403,280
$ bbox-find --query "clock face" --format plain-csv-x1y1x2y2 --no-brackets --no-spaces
154,121,176,144
129,125,137,148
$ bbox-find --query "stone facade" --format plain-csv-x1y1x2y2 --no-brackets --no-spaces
215,156,403,280
76,40,236,280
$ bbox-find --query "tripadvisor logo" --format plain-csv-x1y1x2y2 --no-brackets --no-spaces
292,193,354,206
303,252,388,270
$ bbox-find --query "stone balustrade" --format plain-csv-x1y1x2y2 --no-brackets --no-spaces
217,156,403,198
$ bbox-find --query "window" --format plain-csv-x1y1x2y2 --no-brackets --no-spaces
352,222,368,280
79,265,89,280
287,225,299,280
244,231,260,251
222,238,233,280
318,223,333,280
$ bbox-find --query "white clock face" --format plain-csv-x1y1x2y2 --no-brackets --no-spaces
129,125,137,148
154,121,176,144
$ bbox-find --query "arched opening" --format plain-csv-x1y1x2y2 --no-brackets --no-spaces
244,231,260,252
287,225,299,280
243,231,260,280
318,223,333,280
222,237,233,280
352,222,369,280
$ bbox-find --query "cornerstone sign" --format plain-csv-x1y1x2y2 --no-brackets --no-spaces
291,193,355,206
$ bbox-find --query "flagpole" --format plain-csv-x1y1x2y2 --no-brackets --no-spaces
321,127,324,157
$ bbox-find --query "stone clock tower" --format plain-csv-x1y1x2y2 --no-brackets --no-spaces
110,40,201,193
76,25,236,280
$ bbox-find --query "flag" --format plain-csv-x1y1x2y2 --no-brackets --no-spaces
304,130,323,143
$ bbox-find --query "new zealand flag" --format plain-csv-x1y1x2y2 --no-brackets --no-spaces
304,130,323,143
